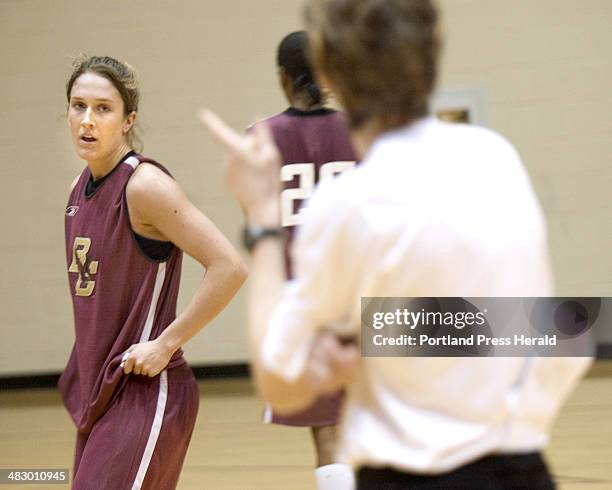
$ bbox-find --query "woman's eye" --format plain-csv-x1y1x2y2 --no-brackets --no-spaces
98,105,110,112
72,102,86,110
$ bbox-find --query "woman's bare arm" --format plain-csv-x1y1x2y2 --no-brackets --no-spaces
121,163,248,376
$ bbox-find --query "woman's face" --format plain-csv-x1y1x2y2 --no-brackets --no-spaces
68,72,134,165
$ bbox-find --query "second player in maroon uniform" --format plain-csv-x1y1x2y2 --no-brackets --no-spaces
60,56,247,489
256,32,357,490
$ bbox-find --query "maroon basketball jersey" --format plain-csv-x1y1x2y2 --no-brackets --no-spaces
59,153,185,434
263,108,356,278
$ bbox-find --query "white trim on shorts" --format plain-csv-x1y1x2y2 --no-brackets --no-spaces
132,370,168,489
131,262,168,489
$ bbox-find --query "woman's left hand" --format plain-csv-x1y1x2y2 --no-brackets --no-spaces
120,339,173,377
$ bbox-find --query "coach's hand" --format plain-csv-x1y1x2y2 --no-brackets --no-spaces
120,339,173,377
199,109,281,226
303,331,360,394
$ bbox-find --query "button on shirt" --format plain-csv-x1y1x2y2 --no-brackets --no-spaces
262,117,591,473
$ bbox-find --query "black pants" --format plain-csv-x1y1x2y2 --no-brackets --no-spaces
357,452,555,490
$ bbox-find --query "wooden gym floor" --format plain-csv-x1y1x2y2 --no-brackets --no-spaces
1,362,611,489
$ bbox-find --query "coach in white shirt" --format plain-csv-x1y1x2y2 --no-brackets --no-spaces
203,1,591,488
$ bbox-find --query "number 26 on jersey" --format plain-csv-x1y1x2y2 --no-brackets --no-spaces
281,161,355,227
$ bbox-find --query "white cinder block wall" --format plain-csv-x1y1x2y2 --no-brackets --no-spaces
438,0,612,342
0,0,609,375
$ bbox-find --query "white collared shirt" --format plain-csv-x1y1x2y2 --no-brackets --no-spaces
262,117,591,473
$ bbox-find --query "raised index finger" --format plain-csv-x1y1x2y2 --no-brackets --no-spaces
199,109,245,154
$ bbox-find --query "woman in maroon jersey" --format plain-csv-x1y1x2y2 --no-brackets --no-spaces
60,55,247,489
253,31,356,490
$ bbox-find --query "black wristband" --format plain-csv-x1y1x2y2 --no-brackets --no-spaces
242,226,284,252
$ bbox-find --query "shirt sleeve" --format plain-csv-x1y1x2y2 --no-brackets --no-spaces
261,176,365,381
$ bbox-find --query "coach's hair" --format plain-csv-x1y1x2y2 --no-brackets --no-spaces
277,31,324,107
305,0,440,130
66,55,142,150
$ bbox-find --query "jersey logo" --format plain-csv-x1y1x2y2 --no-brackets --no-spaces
68,237,99,297
281,161,355,227
65,206,79,217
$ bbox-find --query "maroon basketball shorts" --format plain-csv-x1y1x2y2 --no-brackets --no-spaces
264,390,345,427
72,363,199,489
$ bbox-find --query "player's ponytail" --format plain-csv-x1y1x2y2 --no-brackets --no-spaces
277,31,325,108
294,73,323,106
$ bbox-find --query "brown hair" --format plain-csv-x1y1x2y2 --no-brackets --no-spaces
305,0,440,130
66,55,142,150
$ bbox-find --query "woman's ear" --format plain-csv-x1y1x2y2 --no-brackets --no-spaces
124,111,137,133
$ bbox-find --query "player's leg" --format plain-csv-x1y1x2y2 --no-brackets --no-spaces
72,364,198,490
139,364,199,489
311,425,355,490
311,425,337,467
72,372,163,489
72,431,88,478
266,389,354,489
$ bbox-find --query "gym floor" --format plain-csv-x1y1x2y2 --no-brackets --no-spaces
1,362,611,489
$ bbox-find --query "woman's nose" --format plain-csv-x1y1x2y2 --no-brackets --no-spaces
81,107,95,128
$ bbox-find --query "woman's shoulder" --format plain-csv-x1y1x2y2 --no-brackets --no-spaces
128,153,173,178
126,158,179,210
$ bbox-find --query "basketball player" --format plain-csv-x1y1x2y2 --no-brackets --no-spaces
250,31,356,490
60,56,247,489
203,1,592,488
